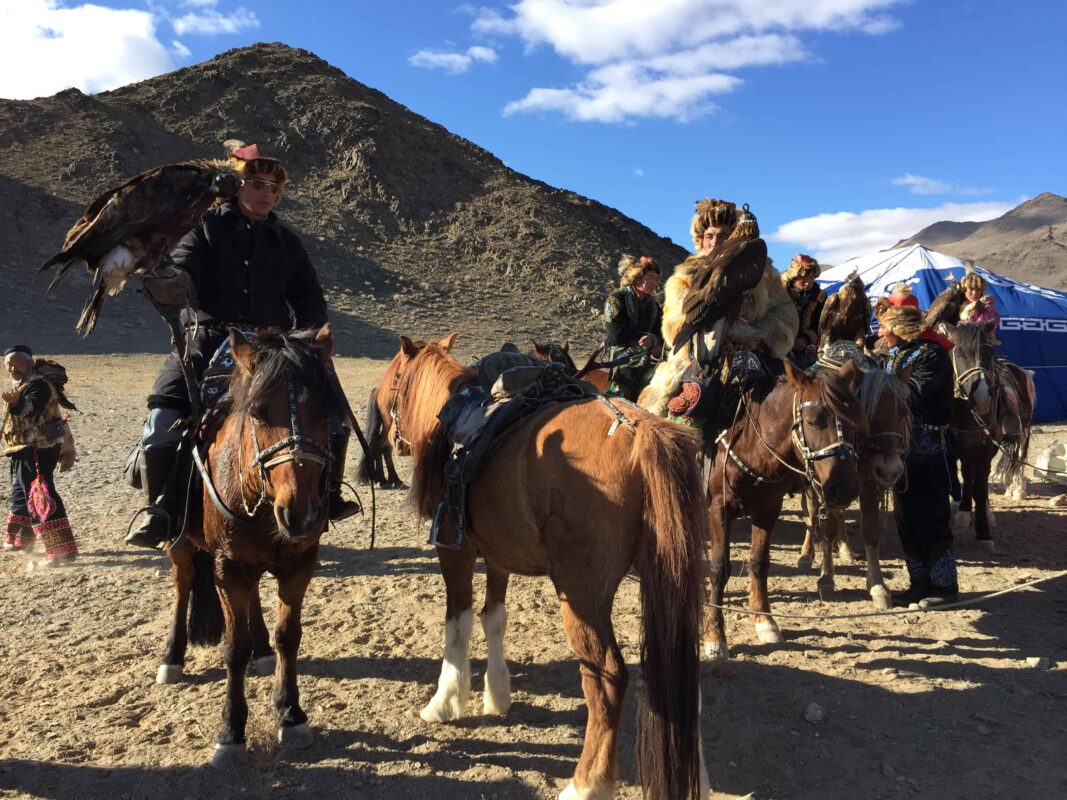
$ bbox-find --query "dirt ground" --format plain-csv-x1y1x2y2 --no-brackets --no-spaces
1,354,1066,800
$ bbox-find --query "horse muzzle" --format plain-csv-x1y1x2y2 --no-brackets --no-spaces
274,501,324,542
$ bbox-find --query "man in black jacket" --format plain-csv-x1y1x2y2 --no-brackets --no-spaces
880,305,958,607
126,143,358,549
603,255,662,402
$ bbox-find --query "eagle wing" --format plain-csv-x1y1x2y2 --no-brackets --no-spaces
675,237,767,345
36,160,237,334
924,284,964,329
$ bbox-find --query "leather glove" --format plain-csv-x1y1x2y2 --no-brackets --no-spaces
142,264,197,311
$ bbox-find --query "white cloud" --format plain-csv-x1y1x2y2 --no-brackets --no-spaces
632,167,644,177
171,39,192,58
181,0,219,6
771,201,1016,266
409,45,497,75
0,0,174,99
172,5,258,35
472,0,903,122
893,173,994,197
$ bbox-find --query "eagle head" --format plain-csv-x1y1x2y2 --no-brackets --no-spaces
211,171,242,198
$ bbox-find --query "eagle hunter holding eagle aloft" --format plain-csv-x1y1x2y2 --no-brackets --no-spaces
37,141,361,549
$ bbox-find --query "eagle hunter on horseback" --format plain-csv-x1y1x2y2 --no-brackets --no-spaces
36,141,368,763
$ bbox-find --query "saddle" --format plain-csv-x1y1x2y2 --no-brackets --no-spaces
430,350,599,549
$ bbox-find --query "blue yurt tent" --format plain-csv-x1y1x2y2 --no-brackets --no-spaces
819,245,1067,423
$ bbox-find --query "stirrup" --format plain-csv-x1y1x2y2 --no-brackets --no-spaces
124,506,172,549
428,502,464,550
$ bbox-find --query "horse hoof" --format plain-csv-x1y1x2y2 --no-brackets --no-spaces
420,696,465,723
975,538,997,554
155,664,184,685
558,779,614,800
797,555,814,571
278,722,313,749
482,688,512,717
755,620,783,645
1011,490,1027,502
210,743,246,770
816,578,835,601
703,640,730,661
870,586,892,610
953,511,972,530
250,655,276,677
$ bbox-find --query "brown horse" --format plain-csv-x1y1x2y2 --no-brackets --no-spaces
704,360,866,659
531,339,610,393
798,364,912,609
158,326,339,767
390,335,709,800
942,322,1034,550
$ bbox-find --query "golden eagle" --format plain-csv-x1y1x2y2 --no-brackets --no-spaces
675,236,768,346
924,279,965,330
36,160,241,335
819,270,870,346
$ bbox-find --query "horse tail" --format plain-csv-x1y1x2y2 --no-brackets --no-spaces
356,387,385,485
632,418,706,799
188,547,224,646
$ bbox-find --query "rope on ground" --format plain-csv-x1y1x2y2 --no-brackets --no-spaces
624,569,1067,620
708,569,1067,619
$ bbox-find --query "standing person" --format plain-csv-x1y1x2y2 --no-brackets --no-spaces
879,305,958,606
603,255,663,401
782,254,826,368
2,345,77,565
126,141,359,549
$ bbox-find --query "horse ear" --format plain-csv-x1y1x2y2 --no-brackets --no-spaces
230,329,255,373
399,335,419,358
783,358,806,391
897,363,914,385
313,323,333,364
981,320,998,337
531,339,543,353
835,359,862,391
439,332,459,353
561,340,570,352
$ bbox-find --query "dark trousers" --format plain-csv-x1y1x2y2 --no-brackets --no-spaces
893,453,956,589
6,445,77,559
147,329,228,412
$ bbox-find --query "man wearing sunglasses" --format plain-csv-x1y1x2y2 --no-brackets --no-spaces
127,141,360,549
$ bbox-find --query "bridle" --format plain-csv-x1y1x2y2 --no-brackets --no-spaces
195,378,332,523
951,340,996,400
387,371,412,453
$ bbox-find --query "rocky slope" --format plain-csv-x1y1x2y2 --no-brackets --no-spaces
0,42,687,358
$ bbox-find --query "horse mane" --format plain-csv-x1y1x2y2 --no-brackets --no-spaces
396,342,477,517
811,367,869,435
225,329,340,419
951,322,993,357
856,367,910,426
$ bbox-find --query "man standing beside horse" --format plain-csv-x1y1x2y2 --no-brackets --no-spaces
879,305,959,607
126,141,359,549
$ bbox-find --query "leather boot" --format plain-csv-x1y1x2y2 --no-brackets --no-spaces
327,430,361,522
125,445,179,549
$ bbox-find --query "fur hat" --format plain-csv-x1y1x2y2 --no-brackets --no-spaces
690,198,738,248
960,270,987,294
4,344,32,360
224,139,288,186
887,283,920,309
618,254,660,288
879,305,924,340
783,253,820,283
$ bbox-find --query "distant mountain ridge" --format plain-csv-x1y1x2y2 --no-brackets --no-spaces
0,42,688,356
895,192,1067,290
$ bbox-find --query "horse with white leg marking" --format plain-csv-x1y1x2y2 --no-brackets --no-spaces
704,360,866,660
390,334,709,800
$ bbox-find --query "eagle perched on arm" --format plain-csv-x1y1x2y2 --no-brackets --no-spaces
924,276,964,330
36,159,241,335
675,205,768,346
819,270,870,346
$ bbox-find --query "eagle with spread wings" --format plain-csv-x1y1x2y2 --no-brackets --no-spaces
819,270,871,346
36,160,241,335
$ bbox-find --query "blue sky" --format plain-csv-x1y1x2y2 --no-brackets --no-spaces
2,0,1064,266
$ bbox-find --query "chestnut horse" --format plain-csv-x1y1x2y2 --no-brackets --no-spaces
799,364,912,609
704,361,866,659
159,326,339,767
355,339,434,489
390,335,708,800
942,322,1034,550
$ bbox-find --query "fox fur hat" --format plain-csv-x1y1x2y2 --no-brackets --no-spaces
960,270,987,294
879,304,925,341
617,254,660,288
783,253,820,283
224,139,288,187
690,198,738,248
